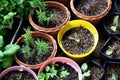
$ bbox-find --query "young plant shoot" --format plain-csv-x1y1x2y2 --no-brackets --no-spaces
105,46,114,56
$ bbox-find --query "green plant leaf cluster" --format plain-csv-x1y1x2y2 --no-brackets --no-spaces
38,63,70,80
0,35,20,68
21,27,49,59
81,63,91,80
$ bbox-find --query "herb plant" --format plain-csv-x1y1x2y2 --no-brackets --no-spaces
110,15,119,32
0,35,20,68
21,27,49,59
38,62,70,80
81,63,91,80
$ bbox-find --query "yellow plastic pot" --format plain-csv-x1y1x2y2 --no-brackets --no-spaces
57,20,99,62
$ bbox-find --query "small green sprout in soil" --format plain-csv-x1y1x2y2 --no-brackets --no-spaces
105,46,114,56
110,15,119,32
0,35,20,68
111,73,117,80
81,63,91,80
38,62,70,80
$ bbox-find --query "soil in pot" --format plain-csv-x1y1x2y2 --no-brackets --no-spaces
105,15,120,33
75,0,107,16
62,27,94,54
105,63,120,80
39,62,79,80
16,37,53,65
1,70,35,80
33,6,67,28
104,40,120,59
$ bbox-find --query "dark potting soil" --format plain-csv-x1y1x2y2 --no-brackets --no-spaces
62,27,94,55
1,70,35,80
105,64,120,80
106,15,120,33
105,40,120,59
75,0,107,16
44,62,79,80
16,38,53,65
34,6,67,28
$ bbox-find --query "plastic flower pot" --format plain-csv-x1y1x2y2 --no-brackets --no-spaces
29,1,70,37
100,36,120,62
57,20,99,62
14,31,57,70
38,57,82,80
0,66,38,80
81,60,104,80
70,0,112,25
103,61,120,80
103,12,120,38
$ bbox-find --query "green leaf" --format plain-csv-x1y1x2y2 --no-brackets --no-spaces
38,73,45,80
3,44,20,56
46,66,50,72
50,65,57,78
83,70,91,77
1,58,13,68
105,46,113,55
0,35,4,49
112,73,117,80
81,63,88,73
0,50,4,58
60,70,70,78
45,73,51,80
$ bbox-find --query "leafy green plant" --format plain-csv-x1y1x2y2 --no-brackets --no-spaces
0,35,20,68
110,15,119,32
21,27,49,59
38,62,70,80
81,63,91,80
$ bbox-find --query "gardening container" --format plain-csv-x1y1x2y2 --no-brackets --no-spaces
70,0,112,25
80,60,104,80
0,66,38,80
57,20,99,62
29,1,70,37
38,57,82,80
100,36,120,62
103,12,120,38
15,31,57,70
113,0,120,13
103,61,120,80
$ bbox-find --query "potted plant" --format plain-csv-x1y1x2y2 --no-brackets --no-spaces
14,27,57,70
103,12,120,38
80,60,104,80
38,57,82,80
57,20,99,62
100,36,120,62
29,0,70,36
103,61,120,80
0,66,38,80
70,0,112,25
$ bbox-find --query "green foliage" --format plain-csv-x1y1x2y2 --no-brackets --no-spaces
105,46,113,56
38,63,70,80
35,39,49,55
0,36,20,68
81,63,91,80
110,15,119,32
112,73,117,80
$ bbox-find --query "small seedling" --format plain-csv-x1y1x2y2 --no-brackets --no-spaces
110,15,119,32
111,73,117,80
68,32,80,42
38,62,70,80
81,63,91,80
16,68,24,80
105,46,113,56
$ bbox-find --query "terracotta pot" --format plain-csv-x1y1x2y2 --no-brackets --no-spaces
38,57,82,80
14,31,57,70
70,0,112,25
0,66,38,80
29,1,71,37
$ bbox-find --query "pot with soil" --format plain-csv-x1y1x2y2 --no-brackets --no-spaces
57,20,99,62
114,0,120,13
70,0,112,25
0,66,38,80
100,36,120,62
14,27,57,70
38,57,82,80
29,1,70,37
80,60,104,80
103,61,120,80
103,12,120,38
